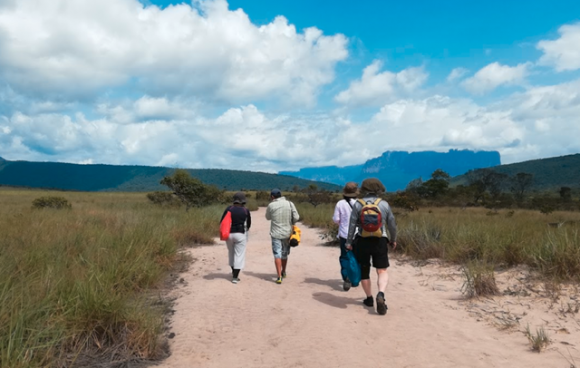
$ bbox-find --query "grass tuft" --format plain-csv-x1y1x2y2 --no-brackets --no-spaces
461,261,500,298
525,325,551,352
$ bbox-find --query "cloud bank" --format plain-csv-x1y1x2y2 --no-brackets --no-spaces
0,0,579,173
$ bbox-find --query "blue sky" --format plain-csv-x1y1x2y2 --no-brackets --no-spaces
1,0,580,172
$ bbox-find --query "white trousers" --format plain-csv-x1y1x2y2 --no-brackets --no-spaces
226,232,247,269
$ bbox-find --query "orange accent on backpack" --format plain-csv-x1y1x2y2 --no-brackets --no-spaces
357,198,383,237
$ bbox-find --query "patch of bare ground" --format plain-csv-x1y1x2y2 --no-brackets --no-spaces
150,208,580,367
412,259,580,363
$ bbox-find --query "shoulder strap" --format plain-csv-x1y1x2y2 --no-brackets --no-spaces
373,198,382,206
357,198,365,206
288,200,294,223
346,199,353,209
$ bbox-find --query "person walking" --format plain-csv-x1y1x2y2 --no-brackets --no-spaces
345,178,397,315
265,188,300,284
332,182,359,291
220,192,252,284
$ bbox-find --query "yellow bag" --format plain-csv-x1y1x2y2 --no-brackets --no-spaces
289,225,301,247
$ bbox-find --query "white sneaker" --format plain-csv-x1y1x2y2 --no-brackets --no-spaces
232,278,240,284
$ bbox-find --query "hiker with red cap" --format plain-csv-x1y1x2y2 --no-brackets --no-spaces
333,182,359,291
345,178,397,315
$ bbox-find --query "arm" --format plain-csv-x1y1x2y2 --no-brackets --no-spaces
265,204,272,220
345,202,360,248
332,201,341,225
220,206,230,223
290,201,300,224
246,208,252,231
382,202,398,249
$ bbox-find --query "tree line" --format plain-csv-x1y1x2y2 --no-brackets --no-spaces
390,168,579,213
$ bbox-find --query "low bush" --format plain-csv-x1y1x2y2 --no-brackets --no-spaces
147,191,181,207
32,196,71,209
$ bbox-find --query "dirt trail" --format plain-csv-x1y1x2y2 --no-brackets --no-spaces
154,208,578,368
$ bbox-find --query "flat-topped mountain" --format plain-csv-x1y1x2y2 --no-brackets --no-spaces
280,149,501,191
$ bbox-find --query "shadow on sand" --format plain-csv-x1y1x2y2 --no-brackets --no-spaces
312,292,374,315
244,271,279,283
203,272,231,281
302,277,343,292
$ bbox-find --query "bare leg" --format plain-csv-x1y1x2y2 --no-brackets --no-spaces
274,258,282,278
377,268,389,292
281,259,288,274
361,279,372,297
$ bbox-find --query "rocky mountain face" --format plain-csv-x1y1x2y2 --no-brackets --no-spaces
280,149,501,191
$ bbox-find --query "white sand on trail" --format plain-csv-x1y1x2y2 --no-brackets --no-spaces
154,207,579,368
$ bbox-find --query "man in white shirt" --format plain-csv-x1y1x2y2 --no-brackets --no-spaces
332,182,359,291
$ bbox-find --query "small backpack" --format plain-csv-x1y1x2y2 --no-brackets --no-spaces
357,198,383,237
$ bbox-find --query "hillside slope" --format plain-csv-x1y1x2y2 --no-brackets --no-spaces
0,158,340,192
449,153,580,191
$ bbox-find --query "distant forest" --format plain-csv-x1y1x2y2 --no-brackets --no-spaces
1,153,579,193
451,153,580,191
0,158,341,192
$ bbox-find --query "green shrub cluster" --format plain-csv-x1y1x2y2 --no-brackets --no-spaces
146,191,181,207
160,169,226,210
31,196,71,209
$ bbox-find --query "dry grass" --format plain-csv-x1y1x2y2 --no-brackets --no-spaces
461,261,500,298
297,204,580,281
0,189,221,368
525,325,551,352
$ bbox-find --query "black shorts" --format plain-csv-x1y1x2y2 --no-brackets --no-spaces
354,236,390,269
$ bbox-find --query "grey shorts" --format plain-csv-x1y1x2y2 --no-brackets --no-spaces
271,238,291,259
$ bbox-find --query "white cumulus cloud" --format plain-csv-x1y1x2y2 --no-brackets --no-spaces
462,62,530,94
537,22,580,71
335,60,428,106
447,67,469,82
0,0,348,106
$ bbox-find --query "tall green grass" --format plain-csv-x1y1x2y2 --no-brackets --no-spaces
0,190,221,368
297,202,580,281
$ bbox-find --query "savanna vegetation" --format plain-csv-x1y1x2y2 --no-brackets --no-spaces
0,187,225,368
292,171,580,285
2,166,579,366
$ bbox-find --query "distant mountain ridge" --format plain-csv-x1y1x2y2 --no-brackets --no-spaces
280,149,501,191
451,153,580,191
0,159,341,192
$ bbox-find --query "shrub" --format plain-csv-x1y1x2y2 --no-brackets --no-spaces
32,196,71,209
146,191,181,207
160,170,225,210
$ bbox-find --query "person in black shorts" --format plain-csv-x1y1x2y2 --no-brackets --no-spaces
345,178,397,315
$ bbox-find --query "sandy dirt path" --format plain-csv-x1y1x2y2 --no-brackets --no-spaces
154,208,578,368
